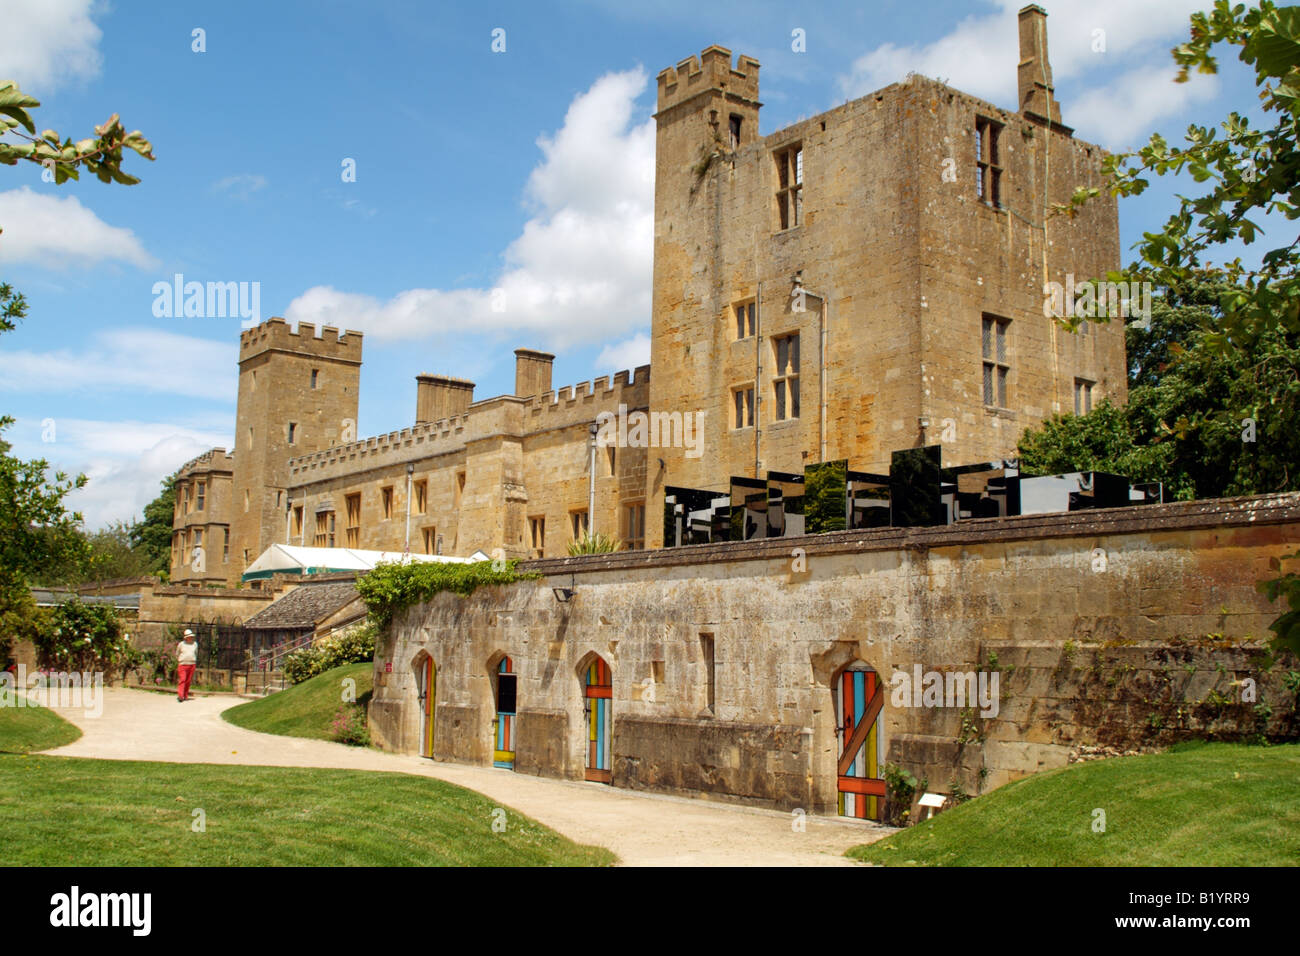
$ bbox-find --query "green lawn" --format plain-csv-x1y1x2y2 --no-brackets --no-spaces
849,741,1300,866
223,662,372,741
0,701,82,753
0,754,614,866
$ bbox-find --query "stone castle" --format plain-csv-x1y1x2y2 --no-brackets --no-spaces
172,6,1125,586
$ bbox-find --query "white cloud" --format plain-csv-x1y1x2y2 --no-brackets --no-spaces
0,327,236,401
837,0,1213,142
286,68,655,351
595,333,650,373
0,0,102,91
1069,65,1219,150
0,187,156,268
211,174,268,201
46,420,231,529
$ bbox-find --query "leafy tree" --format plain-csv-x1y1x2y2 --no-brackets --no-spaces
1056,2,1300,347
0,82,154,655
129,474,177,577
1019,277,1300,500
0,80,153,189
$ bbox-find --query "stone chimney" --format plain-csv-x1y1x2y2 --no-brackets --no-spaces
514,348,555,398
415,374,475,424
1017,5,1065,128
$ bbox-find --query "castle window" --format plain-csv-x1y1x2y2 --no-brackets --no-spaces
345,493,361,548
196,481,205,511
413,479,427,515
606,445,616,476
700,633,716,715
422,526,437,555
314,510,336,548
381,486,394,520
732,385,755,429
975,117,1002,207
729,114,742,150
772,334,800,420
1074,378,1094,415
287,422,297,445
734,300,756,339
454,472,466,507
293,505,304,538
243,489,250,513
775,145,803,229
982,314,1010,407
310,368,319,389
247,426,253,450
622,501,645,551
529,516,546,559
570,509,589,541
222,527,229,563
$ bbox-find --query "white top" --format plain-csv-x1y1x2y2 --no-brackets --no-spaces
177,640,198,665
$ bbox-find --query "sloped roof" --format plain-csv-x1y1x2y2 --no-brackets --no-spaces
241,543,484,581
243,579,361,630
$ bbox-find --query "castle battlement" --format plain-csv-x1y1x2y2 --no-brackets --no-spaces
287,414,470,483
526,365,651,423
656,45,760,114
177,447,233,476
239,316,363,364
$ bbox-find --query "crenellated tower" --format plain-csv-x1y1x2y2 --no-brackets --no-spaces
230,318,362,580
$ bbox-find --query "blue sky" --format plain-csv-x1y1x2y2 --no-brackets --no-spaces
0,0,1266,528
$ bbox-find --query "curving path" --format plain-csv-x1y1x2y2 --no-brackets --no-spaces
40,687,887,866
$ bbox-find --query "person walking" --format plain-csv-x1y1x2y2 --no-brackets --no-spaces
177,629,199,702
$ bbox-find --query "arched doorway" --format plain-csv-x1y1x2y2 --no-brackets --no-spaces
414,654,436,759
492,656,517,770
580,655,612,783
835,663,885,820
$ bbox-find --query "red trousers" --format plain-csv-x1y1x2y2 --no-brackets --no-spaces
177,663,196,700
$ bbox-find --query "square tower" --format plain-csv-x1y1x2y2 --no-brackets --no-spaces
230,318,362,581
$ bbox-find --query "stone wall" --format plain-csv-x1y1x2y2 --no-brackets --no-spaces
370,492,1300,815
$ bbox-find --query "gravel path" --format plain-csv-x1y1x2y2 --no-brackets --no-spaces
40,687,887,866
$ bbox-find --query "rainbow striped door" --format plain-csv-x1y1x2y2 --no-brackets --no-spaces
420,656,436,758
837,666,885,820
493,657,517,769
583,657,612,783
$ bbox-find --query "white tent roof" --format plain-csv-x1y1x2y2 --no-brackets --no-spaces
241,543,490,581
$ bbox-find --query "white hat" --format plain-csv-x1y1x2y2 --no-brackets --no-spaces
182,629,196,638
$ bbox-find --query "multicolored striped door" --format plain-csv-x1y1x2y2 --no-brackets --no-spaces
493,657,517,769
836,666,885,820
420,656,436,758
582,657,612,783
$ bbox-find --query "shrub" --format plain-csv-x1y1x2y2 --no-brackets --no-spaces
566,532,624,556
356,559,538,630
329,704,371,746
282,619,378,685
34,599,130,679
882,763,926,827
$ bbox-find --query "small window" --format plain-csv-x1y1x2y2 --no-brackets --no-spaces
247,426,254,450
243,489,250,513
772,334,800,420
700,633,716,715
222,527,230,563
422,526,437,555
975,117,1003,207
623,501,645,550
982,314,1010,407
570,509,589,541
195,481,205,511
1074,378,1095,415
732,385,755,429
729,114,742,149
381,486,394,520
529,516,546,559
345,493,361,548
310,368,319,389
455,471,466,506
733,300,756,339
775,144,803,229
314,510,336,548
287,422,297,445
293,505,304,537
413,479,427,515
606,445,616,475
